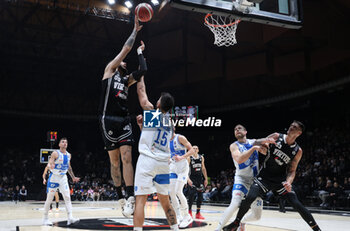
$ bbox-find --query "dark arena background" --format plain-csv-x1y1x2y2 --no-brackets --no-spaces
1,0,350,231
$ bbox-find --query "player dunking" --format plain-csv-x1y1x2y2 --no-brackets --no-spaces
133,76,179,231
169,132,195,228
42,165,60,211
215,124,275,231
223,121,322,231
98,16,147,217
42,138,80,226
187,146,208,220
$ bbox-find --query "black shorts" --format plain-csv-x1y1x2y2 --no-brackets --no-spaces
190,176,204,192
99,115,134,151
254,176,289,196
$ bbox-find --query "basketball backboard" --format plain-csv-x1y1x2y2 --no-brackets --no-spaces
169,0,302,29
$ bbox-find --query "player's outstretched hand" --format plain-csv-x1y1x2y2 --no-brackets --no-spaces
73,177,80,183
137,41,145,52
282,181,292,192
134,16,143,32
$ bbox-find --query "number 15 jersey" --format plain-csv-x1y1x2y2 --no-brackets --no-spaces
138,115,173,162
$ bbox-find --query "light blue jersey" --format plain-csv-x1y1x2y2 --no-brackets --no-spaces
234,139,259,178
170,134,187,159
51,150,70,175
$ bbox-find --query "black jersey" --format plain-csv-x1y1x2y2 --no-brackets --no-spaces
189,154,203,178
259,133,300,183
98,71,129,117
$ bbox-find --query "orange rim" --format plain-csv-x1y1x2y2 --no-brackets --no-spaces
204,13,241,28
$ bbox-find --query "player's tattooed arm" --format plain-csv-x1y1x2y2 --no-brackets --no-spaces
103,16,142,79
137,77,154,110
125,17,143,48
124,29,137,48
253,137,276,146
68,162,80,183
284,148,302,192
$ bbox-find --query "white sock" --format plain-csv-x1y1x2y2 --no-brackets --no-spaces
133,227,142,231
170,224,179,231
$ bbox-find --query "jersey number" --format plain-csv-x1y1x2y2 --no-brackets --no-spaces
154,129,168,146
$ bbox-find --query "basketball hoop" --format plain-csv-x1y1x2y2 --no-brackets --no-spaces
204,14,241,47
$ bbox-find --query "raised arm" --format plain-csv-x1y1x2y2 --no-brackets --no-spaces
128,41,148,87
201,156,208,188
174,135,195,161
137,76,154,110
283,148,302,192
103,16,143,80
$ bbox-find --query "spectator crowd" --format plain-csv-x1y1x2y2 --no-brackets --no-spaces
1,124,349,209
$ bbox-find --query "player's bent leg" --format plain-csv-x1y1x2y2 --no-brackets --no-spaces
158,193,179,231
238,197,263,231
241,197,263,223
223,183,262,231
216,190,244,231
284,191,321,231
133,194,148,230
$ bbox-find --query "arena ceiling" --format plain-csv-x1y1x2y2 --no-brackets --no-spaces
1,0,350,117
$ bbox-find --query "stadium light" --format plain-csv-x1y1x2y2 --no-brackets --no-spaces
151,0,159,6
108,0,115,4
125,1,133,8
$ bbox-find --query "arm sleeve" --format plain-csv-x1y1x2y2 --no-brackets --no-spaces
131,53,147,81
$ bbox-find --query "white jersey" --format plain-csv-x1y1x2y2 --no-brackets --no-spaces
233,139,259,181
51,150,71,176
139,115,173,162
170,134,187,159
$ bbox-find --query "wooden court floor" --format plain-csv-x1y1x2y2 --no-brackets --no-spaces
0,201,349,231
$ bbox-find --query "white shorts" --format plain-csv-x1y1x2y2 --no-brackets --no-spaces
134,154,170,196
47,173,69,194
169,159,189,184
231,175,263,210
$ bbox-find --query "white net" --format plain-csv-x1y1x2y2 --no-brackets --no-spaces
204,14,240,47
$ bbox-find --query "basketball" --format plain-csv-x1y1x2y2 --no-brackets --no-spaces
135,3,153,22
